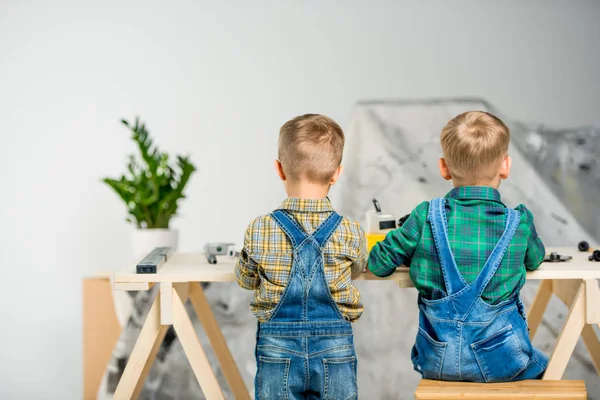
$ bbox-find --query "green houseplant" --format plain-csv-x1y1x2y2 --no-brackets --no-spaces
103,117,196,257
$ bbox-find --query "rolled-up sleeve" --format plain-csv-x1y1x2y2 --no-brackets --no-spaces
517,204,546,271
368,202,426,277
351,226,368,277
235,222,260,290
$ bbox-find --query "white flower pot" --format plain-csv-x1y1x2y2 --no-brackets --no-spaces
131,228,179,260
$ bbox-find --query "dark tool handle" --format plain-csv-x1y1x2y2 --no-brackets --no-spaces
579,241,590,252
372,199,382,213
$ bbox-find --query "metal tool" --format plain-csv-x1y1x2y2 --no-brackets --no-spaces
543,252,572,263
204,242,234,264
227,246,240,258
578,241,600,261
577,240,600,261
136,247,173,273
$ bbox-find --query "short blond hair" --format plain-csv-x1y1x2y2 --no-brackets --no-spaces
278,114,345,183
440,111,510,183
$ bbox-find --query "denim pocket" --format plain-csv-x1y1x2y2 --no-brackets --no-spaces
323,356,357,400
471,324,527,382
257,356,291,400
413,327,447,380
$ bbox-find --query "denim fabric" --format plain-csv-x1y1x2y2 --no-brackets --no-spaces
411,198,548,382
255,210,358,399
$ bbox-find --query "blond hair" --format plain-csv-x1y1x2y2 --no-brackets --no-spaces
278,114,345,183
440,111,510,183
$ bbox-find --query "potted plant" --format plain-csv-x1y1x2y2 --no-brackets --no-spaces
103,117,196,259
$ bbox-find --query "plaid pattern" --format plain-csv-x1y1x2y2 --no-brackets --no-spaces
236,198,367,322
368,187,546,304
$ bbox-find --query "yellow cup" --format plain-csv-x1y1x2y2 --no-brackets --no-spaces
366,233,387,251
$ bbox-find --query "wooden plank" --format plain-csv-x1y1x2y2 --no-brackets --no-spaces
134,283,187,397
544,283,587,380
160,282,173,325
113,247,600,286
83,278,122,400
114,281,151,291
113,265,600,285
172,285,225,400
113,296,164,400
585,279,600,324
527,279,553,340
415,379,587,399
189,283,250,400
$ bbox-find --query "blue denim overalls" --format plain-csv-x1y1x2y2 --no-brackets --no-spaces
255,210,358,400
411,198,548,382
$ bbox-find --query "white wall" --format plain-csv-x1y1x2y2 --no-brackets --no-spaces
0,1,599,398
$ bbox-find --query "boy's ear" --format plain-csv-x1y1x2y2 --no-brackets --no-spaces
329,165,344,185
275,159,286,181
438,158,452,180
499,156,512,179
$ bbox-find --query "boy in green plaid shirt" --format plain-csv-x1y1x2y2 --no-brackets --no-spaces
369,111,548,382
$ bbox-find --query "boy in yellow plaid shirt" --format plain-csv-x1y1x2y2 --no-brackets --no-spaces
235,114,367,399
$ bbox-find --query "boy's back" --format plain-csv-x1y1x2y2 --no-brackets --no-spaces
236,197,366,322
369,111,549,383
369,186,545,303
235,114,366,399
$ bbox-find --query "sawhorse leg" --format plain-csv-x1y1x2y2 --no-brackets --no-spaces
528,278,600,379
172,283,225,399
113,295,170,400
528,279,553,340
189,282,250,400
113,282,250,400
543,282,587,379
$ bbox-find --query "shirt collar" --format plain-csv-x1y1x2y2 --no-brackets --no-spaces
278,197,333,213
445,186,503,203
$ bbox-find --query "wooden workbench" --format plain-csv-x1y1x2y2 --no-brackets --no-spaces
112,247,600,399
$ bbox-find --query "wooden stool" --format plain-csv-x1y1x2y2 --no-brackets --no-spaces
415,379,587,399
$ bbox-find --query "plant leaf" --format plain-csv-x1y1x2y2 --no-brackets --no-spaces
103,117,197,228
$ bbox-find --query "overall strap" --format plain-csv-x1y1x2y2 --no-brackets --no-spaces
473,207,521,298
429,198,467,295
270,210,308,248
312,212,343,248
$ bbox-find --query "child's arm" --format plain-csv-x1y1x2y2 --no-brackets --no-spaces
517,205,546,271
351,226,368,279
368,202,427,277
234,223,260,290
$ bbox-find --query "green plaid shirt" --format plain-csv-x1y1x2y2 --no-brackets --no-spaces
368,187,546,304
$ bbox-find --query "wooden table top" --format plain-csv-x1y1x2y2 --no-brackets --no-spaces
113,247,600,288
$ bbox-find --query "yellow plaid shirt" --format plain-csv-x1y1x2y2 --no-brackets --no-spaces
235,198,367,322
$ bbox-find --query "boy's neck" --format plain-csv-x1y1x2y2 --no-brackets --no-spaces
285,181,330,199
452,177,501,189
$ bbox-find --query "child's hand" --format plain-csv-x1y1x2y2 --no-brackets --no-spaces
398,214,410,227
